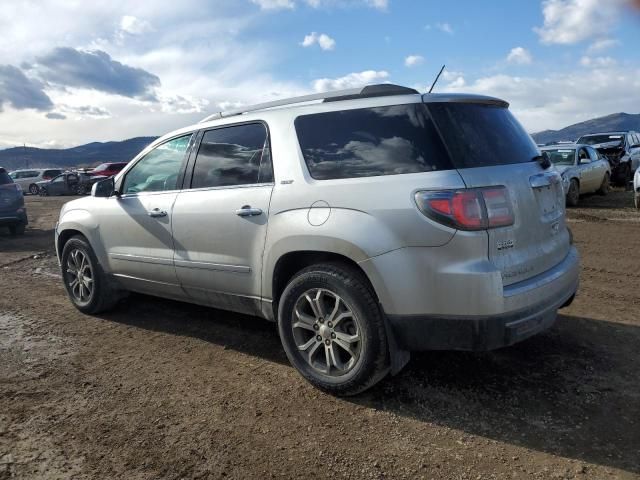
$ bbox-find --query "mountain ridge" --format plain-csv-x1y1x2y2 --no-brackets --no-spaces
531,113,640,145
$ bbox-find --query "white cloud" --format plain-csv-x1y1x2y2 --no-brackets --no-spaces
365,0,388,10
312,70,389,92
119,15,152,35
404,54,424,67
444,66,640,132
587,38,620,54
251,0,295,9
301,32,336,50
506,47,533,65
436,22,454,34
535,0,625,45
580,56,616,67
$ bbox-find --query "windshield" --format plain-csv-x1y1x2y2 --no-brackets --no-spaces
427,103,539,168
578,134,624,146
544,149,575,166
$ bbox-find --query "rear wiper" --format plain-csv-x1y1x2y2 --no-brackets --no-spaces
531,153,551,169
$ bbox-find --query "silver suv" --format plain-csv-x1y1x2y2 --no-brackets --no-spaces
55,84,579,395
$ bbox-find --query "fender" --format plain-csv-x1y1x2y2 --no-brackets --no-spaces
57,208,109,270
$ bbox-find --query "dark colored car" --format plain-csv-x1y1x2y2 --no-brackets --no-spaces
37,172,107,196
89,162,128,178
0,167,28,235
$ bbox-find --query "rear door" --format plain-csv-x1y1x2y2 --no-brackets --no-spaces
427,101,570,286
171,122,274,315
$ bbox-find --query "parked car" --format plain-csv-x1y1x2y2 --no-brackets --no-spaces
38,172,107,196
89,162,128,178
576,131,640,187
634,168,640,209
0,167,28,235
541,144,611,206
8,168,63,195
54,84,579,395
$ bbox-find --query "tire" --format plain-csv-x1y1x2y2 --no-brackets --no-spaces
39,188,48,196
615,163,631,188
9,223,26,236
566,179,580,207
29,184,39,195
75,185,88,195
277,263,390,396
61,235,122,314
597,173,610,196
635,193,640,210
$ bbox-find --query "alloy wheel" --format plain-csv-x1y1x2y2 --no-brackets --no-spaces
65,249,94,304
291,288,362,377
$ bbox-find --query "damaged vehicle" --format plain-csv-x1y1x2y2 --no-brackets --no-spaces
634,168,640,209
38,171,107,196
577,131,640,187
541,144,611,207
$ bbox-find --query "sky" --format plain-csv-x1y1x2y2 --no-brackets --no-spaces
0,0,639,149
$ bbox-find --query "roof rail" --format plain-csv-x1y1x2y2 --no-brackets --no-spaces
200,83,419,123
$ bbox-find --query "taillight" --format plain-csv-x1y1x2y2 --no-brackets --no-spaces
43,176,51,180
415,187,514,231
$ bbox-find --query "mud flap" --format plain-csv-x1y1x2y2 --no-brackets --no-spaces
381,312,410,376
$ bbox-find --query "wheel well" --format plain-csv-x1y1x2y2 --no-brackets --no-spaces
271,251,376,315
57,229,85,260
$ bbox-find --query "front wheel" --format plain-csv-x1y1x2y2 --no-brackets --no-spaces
29,184,39,195
566,179,580,207
61,235,122,314
277,263,390,396
39,188,48,196
9,223,26,236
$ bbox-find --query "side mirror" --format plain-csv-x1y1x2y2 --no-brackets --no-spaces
93,177,117,197
579,158,590,165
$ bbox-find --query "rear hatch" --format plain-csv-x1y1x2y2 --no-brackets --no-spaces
0,170,22,214
427,100,570,286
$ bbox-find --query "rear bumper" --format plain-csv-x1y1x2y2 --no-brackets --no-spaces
377,246,580,351
0,208,28,226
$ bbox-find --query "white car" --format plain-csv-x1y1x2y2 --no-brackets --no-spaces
9,168,63,194
634,168,640,209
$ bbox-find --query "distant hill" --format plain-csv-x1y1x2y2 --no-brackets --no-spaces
0,136,158,170
532,113,640,145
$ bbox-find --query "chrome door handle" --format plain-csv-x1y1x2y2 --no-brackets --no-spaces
236,205,263,217
148,208,168,218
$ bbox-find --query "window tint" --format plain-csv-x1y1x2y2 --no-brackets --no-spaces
0,171,12,185
122,134,191,194
191,123,270,188
428,103,539,169
44,169,62,177
296,104,451,180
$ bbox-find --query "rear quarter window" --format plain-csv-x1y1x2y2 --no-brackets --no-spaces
295,104,452,180
0,171,14,184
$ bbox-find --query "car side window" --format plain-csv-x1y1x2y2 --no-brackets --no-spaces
122,134,192,194
587,147,600,161
52,175,65,183
578,148,590,163
190,123,271,189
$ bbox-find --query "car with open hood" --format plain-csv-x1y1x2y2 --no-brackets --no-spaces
576,131,640,187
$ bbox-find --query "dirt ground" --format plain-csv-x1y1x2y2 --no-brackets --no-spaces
1,192,639,480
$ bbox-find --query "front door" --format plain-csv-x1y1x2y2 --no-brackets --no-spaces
171,122,274,315
47,174,67,195
95,134,193,298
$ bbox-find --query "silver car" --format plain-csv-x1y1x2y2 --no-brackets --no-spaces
541,144,611,206
9,168,63,195
55,84,579,395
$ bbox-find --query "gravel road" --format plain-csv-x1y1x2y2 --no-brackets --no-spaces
1,193,639,479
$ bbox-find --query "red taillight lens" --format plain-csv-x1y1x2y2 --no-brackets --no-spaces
415,186,514,231
43,176,51,180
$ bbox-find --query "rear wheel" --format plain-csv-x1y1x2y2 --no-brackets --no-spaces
28,184,39,195
566,179,580,207
61,235,122,314
76,184,88,195
277,263,390,396
597,173,610,196
9,223,26,236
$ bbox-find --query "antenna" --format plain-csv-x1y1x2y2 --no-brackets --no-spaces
428,65,446,93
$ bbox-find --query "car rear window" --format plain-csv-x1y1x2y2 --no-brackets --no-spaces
577,134,624,146
0,171,14,185
44,169,62,177
427,103,539,169
295,104,452,180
